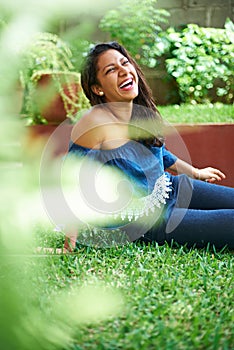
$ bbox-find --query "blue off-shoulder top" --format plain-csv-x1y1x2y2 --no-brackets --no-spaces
68,140,177,227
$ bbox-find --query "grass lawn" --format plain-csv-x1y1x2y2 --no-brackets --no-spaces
30,228,234,350
158,103,234,124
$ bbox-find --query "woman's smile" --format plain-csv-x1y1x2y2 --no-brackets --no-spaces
119,77,134,91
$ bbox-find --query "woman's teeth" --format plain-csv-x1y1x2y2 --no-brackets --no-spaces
119,79,133,89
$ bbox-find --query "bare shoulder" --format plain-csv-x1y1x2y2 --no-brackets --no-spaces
71,106,110,149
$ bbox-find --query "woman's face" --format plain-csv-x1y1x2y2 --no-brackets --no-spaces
92,49,139,103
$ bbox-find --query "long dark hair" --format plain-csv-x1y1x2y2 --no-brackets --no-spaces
81,41,164,146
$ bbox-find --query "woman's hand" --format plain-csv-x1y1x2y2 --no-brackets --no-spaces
193,167,226,183
168,159,226,183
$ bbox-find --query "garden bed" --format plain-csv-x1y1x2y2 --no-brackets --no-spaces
26,118,234,187
165,123,234,187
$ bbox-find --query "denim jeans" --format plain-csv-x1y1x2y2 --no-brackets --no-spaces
145,175,234,249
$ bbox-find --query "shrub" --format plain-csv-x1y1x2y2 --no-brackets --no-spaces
99,0,170,68
99,2,233,105
161,19,234,103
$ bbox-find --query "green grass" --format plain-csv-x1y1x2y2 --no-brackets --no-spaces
158,103,234,124
31,227,234,350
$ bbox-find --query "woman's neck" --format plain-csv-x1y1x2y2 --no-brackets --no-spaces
105,101,133,122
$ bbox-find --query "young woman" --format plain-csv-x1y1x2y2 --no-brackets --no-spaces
64,41,234,251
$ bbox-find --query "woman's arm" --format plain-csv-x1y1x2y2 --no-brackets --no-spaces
168,158,226,183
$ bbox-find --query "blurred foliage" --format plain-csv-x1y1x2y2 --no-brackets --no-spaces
161,19,234,104
99,0,170,67
0,1,122,349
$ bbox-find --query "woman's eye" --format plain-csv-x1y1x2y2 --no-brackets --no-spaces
106,67,115,74
123,60,129,65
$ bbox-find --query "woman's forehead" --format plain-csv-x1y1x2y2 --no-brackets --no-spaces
97,49,126,68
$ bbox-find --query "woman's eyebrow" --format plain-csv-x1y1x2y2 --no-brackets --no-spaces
102,63,115,72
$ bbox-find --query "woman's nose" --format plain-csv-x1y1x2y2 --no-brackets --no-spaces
119,65,128,75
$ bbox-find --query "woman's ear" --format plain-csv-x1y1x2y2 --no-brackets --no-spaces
91,84,104,96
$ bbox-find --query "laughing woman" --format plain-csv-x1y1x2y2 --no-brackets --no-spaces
64,41,234,251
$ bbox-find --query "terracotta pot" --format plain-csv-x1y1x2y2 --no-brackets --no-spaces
25,123,72,158
31,73,82,125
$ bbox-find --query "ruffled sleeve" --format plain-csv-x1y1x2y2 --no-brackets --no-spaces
162,144,177,169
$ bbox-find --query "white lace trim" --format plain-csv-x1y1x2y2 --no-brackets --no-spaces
113,173,172,222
